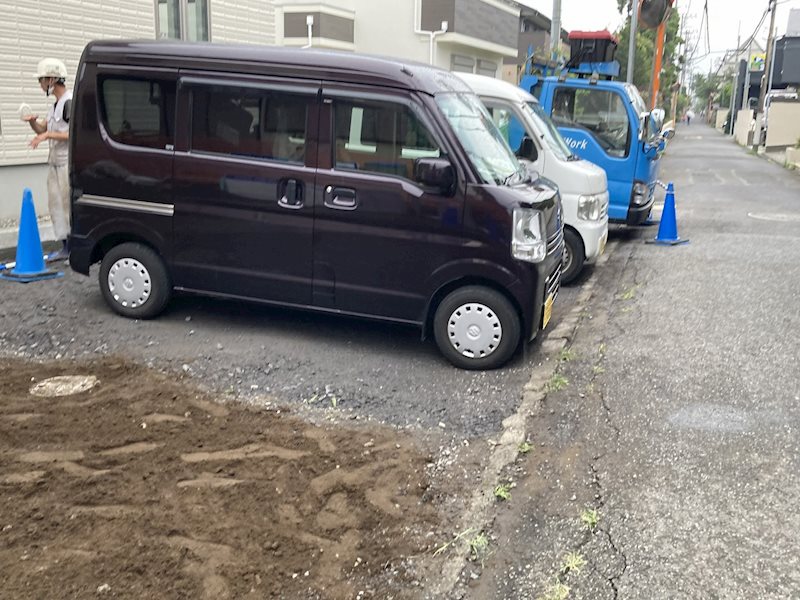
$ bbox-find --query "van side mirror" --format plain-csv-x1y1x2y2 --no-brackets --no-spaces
662,127,675,140
516,136,538,162
414,158,455,194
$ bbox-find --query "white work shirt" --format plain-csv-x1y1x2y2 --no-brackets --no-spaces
46,90,72,166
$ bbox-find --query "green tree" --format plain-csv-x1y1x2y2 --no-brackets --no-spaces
614,1,684,115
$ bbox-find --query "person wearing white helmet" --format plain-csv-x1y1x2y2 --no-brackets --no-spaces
23,58,73,261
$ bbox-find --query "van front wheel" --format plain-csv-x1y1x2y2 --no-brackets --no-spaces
562,228,585,285
99,242,171,319
433,286,520,370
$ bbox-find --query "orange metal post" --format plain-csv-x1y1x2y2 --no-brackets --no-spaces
650,20,667,110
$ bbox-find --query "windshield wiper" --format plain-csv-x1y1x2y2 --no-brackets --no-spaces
502,171,524,186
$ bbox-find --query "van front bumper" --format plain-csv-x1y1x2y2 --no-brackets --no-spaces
577,217,609,264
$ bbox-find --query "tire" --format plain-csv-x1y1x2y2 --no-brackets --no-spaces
99,242,171,319
433,286,521,370
561,228,585,285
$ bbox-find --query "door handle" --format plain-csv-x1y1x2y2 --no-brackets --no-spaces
324,186,357,210
278,178,304,210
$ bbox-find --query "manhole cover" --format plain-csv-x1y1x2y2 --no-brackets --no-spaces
29,375,99,397
747,212,800,223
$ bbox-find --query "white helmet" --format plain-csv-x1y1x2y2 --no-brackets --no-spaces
36,58,67,80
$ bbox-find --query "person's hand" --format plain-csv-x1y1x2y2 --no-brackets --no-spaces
29,132,48,149
22,114,38,123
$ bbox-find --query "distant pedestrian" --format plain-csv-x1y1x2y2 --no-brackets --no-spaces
686,109,695,126
24,58,72,261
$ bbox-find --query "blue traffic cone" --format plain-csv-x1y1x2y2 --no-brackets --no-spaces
646,182,689,246
0,188,63,283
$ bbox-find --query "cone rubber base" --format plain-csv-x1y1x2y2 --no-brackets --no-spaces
646,238,689,246
0,270,63,283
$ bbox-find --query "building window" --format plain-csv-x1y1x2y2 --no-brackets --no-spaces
156,0,210,41
99,77,176,149
476,60,497,77
451,54,475,73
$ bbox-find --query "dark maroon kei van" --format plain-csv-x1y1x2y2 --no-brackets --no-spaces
69,41,563,369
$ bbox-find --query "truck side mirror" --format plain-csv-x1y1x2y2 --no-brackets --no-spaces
662,127,675,140
414,157,455,195
516,136,538,162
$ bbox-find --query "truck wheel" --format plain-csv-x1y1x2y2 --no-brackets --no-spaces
433,286,521,370
562,228,585,285
99,242,171,319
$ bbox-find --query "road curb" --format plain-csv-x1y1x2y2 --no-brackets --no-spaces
431,242,618,597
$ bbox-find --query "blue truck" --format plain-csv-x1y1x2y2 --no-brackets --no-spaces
520,31,674,225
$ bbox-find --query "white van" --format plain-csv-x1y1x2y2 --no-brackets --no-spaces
457,74,609,283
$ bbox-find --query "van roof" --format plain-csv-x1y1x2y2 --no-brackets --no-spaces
456,73,538,104
82,40,472,96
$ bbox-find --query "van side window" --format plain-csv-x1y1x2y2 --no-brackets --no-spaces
552,88,630,157
100,78,176,149
190,84,307,163
333,100,440,180
484,104,535,161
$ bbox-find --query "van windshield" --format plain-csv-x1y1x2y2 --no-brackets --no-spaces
436,92,526,186
524,101,572,161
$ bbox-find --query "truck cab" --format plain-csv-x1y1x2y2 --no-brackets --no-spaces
520,31,673,225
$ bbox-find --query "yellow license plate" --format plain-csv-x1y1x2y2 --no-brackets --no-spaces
542,293,554,329
599,232,608,256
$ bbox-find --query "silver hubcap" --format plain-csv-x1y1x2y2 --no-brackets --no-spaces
108,258,151,308
447,302,502,359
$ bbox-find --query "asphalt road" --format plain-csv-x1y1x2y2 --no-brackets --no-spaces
469,126,800,599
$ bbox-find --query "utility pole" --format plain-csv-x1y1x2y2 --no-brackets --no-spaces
753,0,777,149
627,0,640,83
728,23,741,135
551,0,562,63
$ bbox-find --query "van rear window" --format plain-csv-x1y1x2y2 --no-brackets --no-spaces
99,78,175,149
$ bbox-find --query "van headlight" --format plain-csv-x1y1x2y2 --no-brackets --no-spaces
578,194,603,221
512,208,546,263
631,181,650,206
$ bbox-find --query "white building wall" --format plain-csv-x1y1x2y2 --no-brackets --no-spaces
211,0,275,45
352,0,429,65
0,0,155,168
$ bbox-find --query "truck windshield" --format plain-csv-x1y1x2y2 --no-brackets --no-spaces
436,92,526,185
524,101,572,161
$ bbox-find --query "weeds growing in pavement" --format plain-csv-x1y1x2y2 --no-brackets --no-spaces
547,374,569,392
560,551,586,576
536,580,570,600
432,528,475,557
518,441,533,454
559,348,577,362
493,483,512,501
581,508,600,531
468,532,490,563
619,285,639,301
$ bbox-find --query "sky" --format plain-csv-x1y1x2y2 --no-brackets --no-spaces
516,0,800,78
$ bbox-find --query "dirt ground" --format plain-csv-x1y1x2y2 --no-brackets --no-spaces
0,357,446,599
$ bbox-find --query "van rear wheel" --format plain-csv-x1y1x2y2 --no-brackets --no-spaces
562,228,585,285
433,286,520,370
99,242,171,319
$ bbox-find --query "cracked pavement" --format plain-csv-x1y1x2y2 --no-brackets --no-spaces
463,128,800,599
